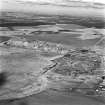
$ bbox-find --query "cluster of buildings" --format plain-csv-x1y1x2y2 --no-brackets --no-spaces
2,37,68,54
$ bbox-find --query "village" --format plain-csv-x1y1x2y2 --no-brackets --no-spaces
0,37,69,54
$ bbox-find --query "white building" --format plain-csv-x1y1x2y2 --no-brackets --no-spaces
7,37,27,47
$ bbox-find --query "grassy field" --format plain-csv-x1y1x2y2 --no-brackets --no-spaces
0,47,53,99
0,89,105,105
16,32,101,48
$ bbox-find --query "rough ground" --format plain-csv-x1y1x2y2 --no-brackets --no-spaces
0,46,105,105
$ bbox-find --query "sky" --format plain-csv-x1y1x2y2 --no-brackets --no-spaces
0,0,104,18
16,0,105,4
1,0,105,4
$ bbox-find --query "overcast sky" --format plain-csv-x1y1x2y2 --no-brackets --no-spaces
14,0,105,4
1,0,105,4
0,0,105,18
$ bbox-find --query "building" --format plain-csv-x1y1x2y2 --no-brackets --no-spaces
7,37,27,47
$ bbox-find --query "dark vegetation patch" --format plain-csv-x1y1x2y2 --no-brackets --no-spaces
0,22,55,27
0,72,8,87
0,36,11,42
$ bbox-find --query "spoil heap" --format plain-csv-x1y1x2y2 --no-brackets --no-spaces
50,48,102,76
43,48,105,95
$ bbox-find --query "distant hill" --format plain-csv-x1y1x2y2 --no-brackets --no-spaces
0,11,105,28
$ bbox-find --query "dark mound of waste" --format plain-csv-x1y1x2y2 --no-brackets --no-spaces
43,48,105,97
51,48,102,76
